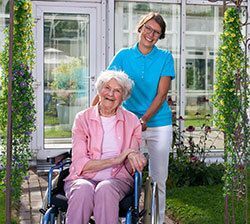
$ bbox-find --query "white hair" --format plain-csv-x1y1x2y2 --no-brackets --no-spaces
95,70,134,100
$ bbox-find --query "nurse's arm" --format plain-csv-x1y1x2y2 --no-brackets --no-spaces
141,76,171,123
91,95,99,106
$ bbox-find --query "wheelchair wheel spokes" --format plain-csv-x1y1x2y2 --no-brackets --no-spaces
40,206,67,224
57,210,66,224
41,206,57,224
143,177,152,224
143,176,160,224
151,182,159,224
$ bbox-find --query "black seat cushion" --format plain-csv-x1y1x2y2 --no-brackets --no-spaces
51,168,69,212
52,168,69,195
51,193,68,212
51,192,134,215
119,193,134,217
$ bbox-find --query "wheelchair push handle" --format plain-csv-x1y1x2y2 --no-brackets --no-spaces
47,150,71,165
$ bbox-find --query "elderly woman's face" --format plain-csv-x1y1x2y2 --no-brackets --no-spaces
99,78,123,113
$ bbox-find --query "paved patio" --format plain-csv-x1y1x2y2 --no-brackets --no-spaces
19,167,175,224
20,168,47,224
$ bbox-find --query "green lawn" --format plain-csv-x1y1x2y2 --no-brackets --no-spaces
0,192,4,223
45,128,71,138
0,192,18,224
167,172,250,224
184,118,212,127
44,114,60,126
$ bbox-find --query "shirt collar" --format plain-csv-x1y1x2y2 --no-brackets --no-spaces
90,104,125,121
132,42,157,59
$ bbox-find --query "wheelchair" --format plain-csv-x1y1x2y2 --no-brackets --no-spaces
39,151,160,224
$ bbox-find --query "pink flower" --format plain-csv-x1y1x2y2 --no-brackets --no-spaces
186,125,195,132
205,126,211,133
190,156,198,162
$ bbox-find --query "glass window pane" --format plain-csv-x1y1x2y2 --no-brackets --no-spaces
44,13,90,149
185,5,224,128
184,5,226,151
186,6,224,32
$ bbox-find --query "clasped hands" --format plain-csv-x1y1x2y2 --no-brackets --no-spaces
127,150,147,173
115,149,147,173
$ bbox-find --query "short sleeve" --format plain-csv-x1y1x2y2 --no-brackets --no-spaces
107,49,125,71
161,51,175,80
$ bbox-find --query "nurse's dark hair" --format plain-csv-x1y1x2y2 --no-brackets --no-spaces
137,12,166,39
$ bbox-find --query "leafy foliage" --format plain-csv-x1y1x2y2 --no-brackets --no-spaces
0,191,18,224
168,111,224,188
212,6,249,223
0,0,36,204
212,7,249,198
172,114,216,163
168,156,224,188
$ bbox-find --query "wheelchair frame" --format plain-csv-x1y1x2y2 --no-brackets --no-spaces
40,151,159,224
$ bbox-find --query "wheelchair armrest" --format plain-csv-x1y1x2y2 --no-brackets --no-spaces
47,153,71,207
47,150,71,165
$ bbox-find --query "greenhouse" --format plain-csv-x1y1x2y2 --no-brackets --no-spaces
0,0,249,160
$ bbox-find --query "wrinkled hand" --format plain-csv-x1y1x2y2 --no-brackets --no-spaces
127,151,147,173
115,148,137,165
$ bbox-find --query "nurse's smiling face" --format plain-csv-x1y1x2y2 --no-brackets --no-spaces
138,19,162,53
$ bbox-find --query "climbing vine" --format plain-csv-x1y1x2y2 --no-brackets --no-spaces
0,0,36,204
212,5,249,223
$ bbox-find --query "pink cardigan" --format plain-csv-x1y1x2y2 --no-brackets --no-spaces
64,105,142,185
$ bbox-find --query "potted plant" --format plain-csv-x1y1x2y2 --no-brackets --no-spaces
50,57,88,125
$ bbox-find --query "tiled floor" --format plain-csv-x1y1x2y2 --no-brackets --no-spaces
20,168,175,224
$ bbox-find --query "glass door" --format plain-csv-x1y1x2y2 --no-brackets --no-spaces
33,2,100,159
43,13,89,148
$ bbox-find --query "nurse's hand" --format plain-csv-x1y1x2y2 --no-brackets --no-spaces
140,118,147,131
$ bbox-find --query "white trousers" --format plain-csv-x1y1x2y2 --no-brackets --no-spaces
141,125,173,224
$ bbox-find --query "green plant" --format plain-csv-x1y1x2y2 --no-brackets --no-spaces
168,153,224,188
167,96,224,188
212,5,249,223
50,58,87,106
168,111,224,188
0,0,35,205
172,113,217,161
0,191,19,223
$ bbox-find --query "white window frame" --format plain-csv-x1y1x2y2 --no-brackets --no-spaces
32,1,105,159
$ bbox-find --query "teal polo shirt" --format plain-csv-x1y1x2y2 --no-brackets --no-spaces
107,43,175,127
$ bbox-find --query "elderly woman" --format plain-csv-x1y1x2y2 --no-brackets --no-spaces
64,70,147,224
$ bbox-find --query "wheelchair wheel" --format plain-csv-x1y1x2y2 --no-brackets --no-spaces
40,210,65,224
143,176,160,224
57,210,66,224
151,181,159,224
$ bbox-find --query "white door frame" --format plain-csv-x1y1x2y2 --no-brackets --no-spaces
32,1,105,159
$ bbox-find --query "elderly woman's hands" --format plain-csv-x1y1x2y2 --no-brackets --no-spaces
114,148,137,165
127,151,147,173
